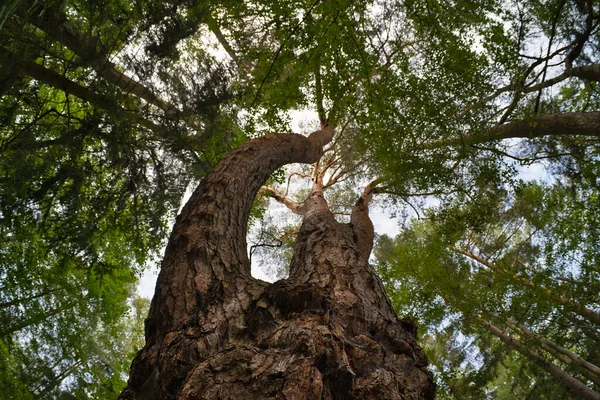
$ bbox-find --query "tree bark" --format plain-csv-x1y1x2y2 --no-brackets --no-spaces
120,128,435,399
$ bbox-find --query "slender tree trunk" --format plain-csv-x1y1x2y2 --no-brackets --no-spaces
453,247,600,326
488,313,600,385
475,316,600,400
0,287,65,309
34,361,82,398
120,129,435,399
0,302,76,337
0,47,163,132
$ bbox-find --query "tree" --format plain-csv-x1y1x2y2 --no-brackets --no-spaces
3,0,600,397
0,0,238,276
122,0,598,397
0,286,150,399
119,127,436,398
1,1,238,394
373,180,600,399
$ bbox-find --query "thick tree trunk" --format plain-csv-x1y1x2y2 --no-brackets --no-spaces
120,129,435,399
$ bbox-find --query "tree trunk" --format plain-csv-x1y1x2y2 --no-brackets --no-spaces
120,129,435,399
453,247,600,326
488,312,600,384
0,47,164,133
475,316,600,400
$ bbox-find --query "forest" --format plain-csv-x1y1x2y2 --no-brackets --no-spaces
0,0,599,398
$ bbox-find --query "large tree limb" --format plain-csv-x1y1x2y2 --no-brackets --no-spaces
350,182,376,259
0,48,165,133
123,128,347,398
429,112,600,150
146,126,333,343
571,64,600,82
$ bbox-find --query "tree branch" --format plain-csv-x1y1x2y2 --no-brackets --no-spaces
427,112,600,150
314,56,328,127
260,186,306,215
204,13,245,71
0,47,165,133
350,182,376,259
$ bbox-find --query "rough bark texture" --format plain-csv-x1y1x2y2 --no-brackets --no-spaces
120,129,435,399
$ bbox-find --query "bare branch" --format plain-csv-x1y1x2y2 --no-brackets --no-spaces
285,171,312,196
260,186,306,215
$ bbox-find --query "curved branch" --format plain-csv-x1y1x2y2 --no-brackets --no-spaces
564,0,595,70
145,126,333,345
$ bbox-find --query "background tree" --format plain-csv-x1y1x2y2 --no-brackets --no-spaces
373,178,600,398
1,0,237,396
